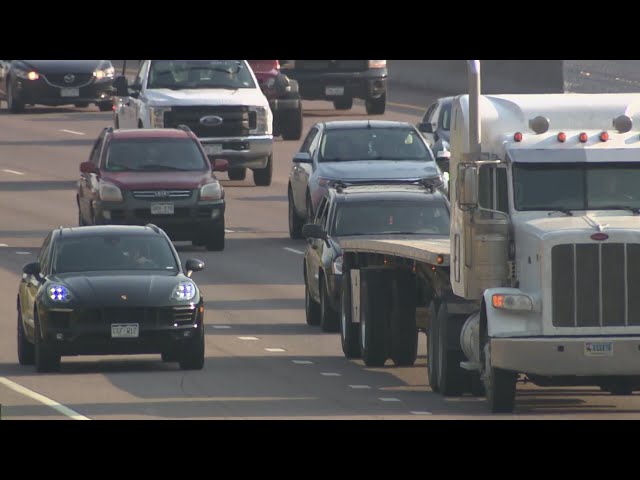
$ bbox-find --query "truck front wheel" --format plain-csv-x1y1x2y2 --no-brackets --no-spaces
365,93,386,115
360,269,390,367
482,342,517,413
436,303,467,396
390,270,418,367
253,155,273,186
340,271,361,358
333,97,353,110
280,108,303,141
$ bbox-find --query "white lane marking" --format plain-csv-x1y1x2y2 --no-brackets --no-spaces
16,252,31,255
0,377,90,420
238,336,259,341
2,169,24,175
265,348,286,352
348,385,371,389
411,411,433,415
292,360,314,365
60,129,85,135
212,325,231,329
321,372,342,377
283,247,305,255
387,101,424,111
224,229,235,233
379,397,402,402
0,244,8,247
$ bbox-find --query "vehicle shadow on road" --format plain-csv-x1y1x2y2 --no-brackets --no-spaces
0,139,94,147
204,298,303,311
205,322,324,336
0,180,77,191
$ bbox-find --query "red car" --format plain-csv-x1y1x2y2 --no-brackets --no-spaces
77,126,229,251
248,60,303,141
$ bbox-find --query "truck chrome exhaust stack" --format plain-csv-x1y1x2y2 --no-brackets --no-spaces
467,60,481,162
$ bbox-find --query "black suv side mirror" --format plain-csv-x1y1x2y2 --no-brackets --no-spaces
185,259,205,276
418,122,433,133
23,262,41,276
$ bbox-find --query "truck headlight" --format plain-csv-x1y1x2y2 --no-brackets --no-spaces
150,107,171,128
200,182,223,201
94,66,115,79
332,256,343,275
249,106,269,134
368,60,387,69
492,294,533,311
99,182,123,202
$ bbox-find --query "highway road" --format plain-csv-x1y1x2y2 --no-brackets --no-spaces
1,74,639,420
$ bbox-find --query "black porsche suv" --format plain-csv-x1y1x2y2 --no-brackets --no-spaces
280,60,387,115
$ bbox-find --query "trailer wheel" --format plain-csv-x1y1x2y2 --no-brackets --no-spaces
427,302,439,392
390,270,418,367
280,107,303,141
436,303,467,396
482,342,517,413
340,271,361,358
360,269,390,367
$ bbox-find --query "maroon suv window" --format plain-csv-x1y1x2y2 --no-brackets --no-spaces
103,138,208,172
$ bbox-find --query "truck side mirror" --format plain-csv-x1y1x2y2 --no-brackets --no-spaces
457,165,479,208
418,122,433,133
113,76,129,96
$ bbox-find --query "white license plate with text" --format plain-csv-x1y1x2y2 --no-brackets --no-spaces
325,86,344,96
204,144,223,155
111,323,139,338
60,87,80,97
584,341,613,357
151,203,174,215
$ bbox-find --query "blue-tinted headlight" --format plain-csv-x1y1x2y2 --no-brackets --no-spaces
49,284,71,302
173,282,196,301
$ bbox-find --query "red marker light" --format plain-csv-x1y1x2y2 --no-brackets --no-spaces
600,132,609,142
591,233,609,241
557,132,567,142
514,132,523,142
579,132,588,143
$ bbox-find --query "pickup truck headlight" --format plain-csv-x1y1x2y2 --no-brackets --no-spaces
249,106,269,135
94,66,115,79
368,60,387,69
492,294,533,312
150,107,171,128
99,182,124,203
200,182,223,201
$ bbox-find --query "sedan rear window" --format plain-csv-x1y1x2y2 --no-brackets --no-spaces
104,138,208,172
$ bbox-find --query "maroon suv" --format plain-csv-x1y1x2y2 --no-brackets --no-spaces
77,126,228,251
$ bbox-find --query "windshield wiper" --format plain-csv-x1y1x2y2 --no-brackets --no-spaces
545,208,574,216
593,205,640,215
138,164,190,171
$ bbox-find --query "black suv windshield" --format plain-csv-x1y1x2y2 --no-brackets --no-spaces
53,235,179,274
332,201,450,236
147,60,256,90
320,127,433,162
105,138,208,172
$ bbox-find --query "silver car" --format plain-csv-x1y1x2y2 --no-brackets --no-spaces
287,120,444,239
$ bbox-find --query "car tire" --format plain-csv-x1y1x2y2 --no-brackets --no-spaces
280,108,303,141
205,224,225,252
98,101,112,112
178,324,205,371
340,271,361,359
333,97,353,110
228,168,247,181
17,302,35,366
253,155,273,186
304,273,321,326
34,310,61,373
320,276,340,333
7,81,25,114
288,187,304,239
365,93,386,115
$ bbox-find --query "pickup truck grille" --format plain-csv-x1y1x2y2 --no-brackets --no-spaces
132,190,192,200
164,106,256,138
293,60,369,72
551,243,640,327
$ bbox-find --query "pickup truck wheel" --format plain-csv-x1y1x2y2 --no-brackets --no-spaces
34,310,61,373
340,271,361,358
427,302,439,392
305,274,321,326
288,187,304,239
17,303,35,366
436,303,467,396
178,323,205,370
280,108,303,141
205,225,225,251
7,82,25,113
333,97,353,110
390,270,418,367
253,155,273,186
482,343,517,413
98,101,112,112
320,276,340,333
360,269,390,367
365,93,386,115
228,168,247,181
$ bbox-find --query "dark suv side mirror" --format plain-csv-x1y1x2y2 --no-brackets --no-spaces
113,76,129,96
185,258,205,277
23,262,41,276
80,161,96,174
418,122,433,133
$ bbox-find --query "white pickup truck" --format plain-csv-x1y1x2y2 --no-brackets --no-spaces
112,60,274,186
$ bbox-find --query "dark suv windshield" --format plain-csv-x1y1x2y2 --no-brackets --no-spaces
147,60,256,90
332,201,450,236
320,127,433,162
53,235,179,274
104,138,208,172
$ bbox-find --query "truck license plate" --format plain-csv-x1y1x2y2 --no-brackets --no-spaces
151,203,174,215
60,87,80,97
584,341,613,357
111,323,139,338
325,86,344,96
204,144,223,155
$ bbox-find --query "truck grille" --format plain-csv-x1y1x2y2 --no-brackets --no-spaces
294,60,369,72
551,243,640,327
132,190,192,200
164,106,256,138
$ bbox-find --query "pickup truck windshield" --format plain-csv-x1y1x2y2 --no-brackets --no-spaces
320,127,433,162
513,162,640,212
147,60,256,90
332,201,450,236
104,138,208,172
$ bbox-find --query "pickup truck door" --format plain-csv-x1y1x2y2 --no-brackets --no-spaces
292,126,319,214
420,102,440,148
79,130,106,223
120,61,149,128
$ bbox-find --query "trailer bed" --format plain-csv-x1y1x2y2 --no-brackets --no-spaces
340,235,450,266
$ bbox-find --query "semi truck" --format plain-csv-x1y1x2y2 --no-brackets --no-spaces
338,60,640,413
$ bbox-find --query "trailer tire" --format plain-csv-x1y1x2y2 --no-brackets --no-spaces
436,303,467,396
482,343,517,413
360,269,390,367
340,271,361,359
390,270,418,367
427,302,439,392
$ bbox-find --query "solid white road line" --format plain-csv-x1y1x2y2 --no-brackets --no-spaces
238,336,259,341
2,169,24,175
0,377,90,420
60,129,85,135
212,325,232,329
320,373,342,377
16,252,30,255
265,348,286,352
348,385,371,389
224,229,235,233
378,397,402,402
292,360,314,365
0,244,7,247
283,247,305,255
411,411,433,415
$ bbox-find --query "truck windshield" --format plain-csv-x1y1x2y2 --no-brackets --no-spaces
513,162,640,211
332,201,450,236
147,60,256,90
104,138,208,172
320,127,433,162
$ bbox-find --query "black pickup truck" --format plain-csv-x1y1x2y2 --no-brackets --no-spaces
280,60,387,115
